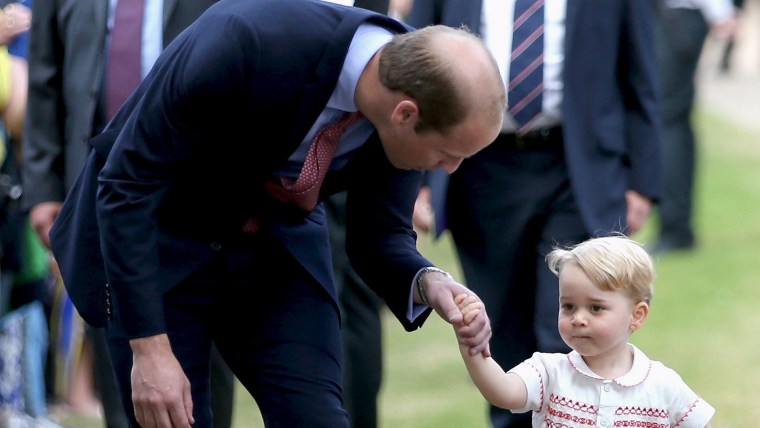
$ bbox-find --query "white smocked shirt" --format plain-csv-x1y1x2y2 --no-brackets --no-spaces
509,344,715,427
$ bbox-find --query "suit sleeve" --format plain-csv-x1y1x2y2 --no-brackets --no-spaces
622,0,663,201
22,0,66,209
96,14,259,338
344,135,434,331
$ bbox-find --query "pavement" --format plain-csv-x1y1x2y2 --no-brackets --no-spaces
697,0,760,134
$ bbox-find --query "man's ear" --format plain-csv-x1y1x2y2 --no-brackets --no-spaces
630,302,649,333
390,99,419,126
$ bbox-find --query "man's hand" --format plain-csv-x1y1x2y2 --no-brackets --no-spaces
417,270,492,357
130,334,194,428
625,190,652,235
412,186,434,234
29,201,63,249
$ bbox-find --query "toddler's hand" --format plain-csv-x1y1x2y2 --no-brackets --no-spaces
454,294,482,325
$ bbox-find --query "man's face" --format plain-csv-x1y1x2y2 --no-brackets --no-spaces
377,112,501,173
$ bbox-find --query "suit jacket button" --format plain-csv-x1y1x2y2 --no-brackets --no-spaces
210,242,222,251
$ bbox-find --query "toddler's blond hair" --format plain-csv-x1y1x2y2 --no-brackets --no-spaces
546,235,654,304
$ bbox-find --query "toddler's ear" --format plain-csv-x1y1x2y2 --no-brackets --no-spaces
630,302,649,332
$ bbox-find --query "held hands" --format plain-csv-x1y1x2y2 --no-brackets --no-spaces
130,334,194,428
455,294,483,325
417,270,491,357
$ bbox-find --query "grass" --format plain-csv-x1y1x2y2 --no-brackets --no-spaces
225,108,760,427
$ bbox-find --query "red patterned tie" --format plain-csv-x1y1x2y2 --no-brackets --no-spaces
266,111,364,211
106,0,145,120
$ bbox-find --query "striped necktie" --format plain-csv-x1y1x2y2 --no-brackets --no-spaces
508,0,545,134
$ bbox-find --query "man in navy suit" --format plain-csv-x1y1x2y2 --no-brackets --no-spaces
48,0,506,426
23,1,232,427
408,1,662,427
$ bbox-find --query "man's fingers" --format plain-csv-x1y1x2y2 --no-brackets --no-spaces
445,305,464,324
184,379,195,425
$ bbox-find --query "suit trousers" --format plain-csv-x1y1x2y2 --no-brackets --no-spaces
655,8,709,248
105,231,348,428
447,136,586,428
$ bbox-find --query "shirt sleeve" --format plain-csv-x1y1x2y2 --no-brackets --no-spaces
508,352,549,414
657,364,716,427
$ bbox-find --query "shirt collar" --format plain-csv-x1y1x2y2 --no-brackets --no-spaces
327,23,394,113
567,343,653,387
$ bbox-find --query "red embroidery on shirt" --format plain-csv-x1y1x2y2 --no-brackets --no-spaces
544,395,674,428
673,398,701,427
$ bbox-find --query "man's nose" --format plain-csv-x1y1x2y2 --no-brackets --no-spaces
441,158,463,174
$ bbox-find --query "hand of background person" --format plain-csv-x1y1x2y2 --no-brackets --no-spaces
625,190,652,236
710,14,740,40
29,201,63,249
388,0,414,20
130,334,194,428
418,271,492,357
412,186,434,233
0,3,31,46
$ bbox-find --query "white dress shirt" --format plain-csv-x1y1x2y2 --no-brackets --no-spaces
664,0,735,24
482,0,565,132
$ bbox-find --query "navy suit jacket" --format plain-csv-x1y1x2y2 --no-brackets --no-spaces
51,0,433,338
408,0,662,237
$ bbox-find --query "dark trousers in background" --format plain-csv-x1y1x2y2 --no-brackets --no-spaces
655,8,709,250
447,137,584,428
326,192,383,428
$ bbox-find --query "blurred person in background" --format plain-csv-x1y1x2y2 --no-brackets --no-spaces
651,0,738,255
719,0,745,74
0,1,62,426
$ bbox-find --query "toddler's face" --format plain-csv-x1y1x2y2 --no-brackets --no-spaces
557,263,637,359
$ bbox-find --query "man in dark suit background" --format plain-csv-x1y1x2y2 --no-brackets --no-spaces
48,0,505,426
408,1,662,427
22,1,233,427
